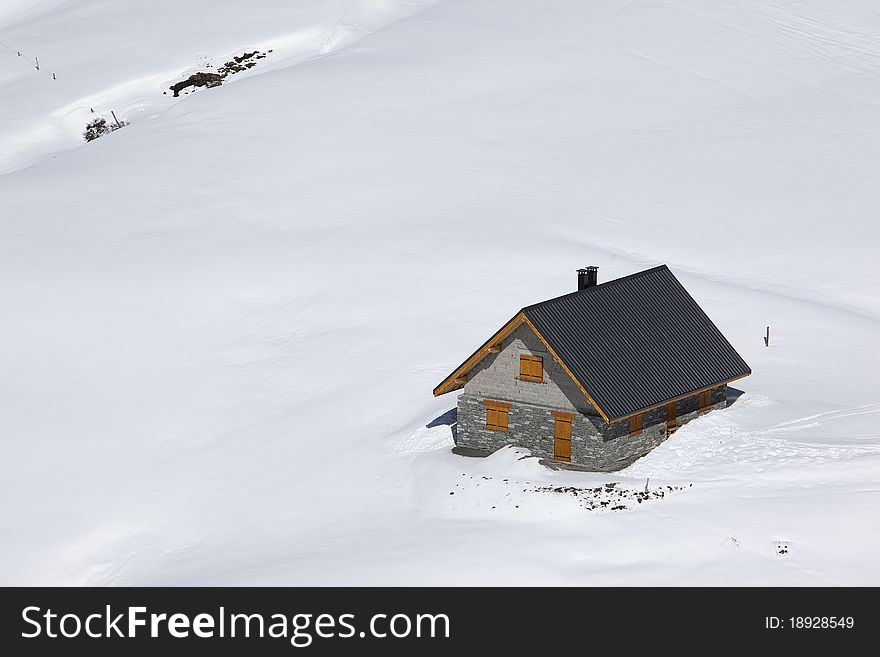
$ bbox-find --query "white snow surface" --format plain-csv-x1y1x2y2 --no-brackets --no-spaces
1,0,878,585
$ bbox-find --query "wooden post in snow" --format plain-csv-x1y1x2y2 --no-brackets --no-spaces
644,478,649,493
111,111,123,128
764,326,770,347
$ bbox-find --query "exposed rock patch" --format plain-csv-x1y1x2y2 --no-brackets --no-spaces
218,50,271,76
453,472,692,513
169,72,224,97
532,482,691,511
167,50,273,97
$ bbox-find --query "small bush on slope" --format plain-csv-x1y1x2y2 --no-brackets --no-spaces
83,117,128,142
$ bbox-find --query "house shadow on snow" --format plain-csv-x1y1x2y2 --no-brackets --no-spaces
726,386,746,407
427,407,457,442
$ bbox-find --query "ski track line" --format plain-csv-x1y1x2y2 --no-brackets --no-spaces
769,402,880,430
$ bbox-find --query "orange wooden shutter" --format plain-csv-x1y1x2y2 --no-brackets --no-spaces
483,400,511,431
554,438,571,461
553,420,571,461
666,402,677,427
556,419,571,440
698,390,712,410
519,355,543,382
552,411,573,462
629,413,644,436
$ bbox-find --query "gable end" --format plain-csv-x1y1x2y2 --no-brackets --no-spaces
432,312,610,421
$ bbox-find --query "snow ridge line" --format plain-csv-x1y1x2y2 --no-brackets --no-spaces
0,1,442,177
557,231,880,328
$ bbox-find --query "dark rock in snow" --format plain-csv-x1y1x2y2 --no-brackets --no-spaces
169,72,224,97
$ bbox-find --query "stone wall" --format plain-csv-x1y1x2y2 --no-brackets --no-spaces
456,393,600,462
456,385,728,472
599,384,727,441
462,323,597,415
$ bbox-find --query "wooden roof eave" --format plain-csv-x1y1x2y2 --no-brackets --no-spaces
433,305,752,425
607,370,752,424
432,311,526,397
432,311,613,423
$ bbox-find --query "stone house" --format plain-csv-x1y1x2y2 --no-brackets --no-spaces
433,265,751,471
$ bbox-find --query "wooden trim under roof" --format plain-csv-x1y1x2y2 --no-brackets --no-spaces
433,311,611,422
523,265,751,420
432,312,525,397
433,310,749,424
609,374,749,424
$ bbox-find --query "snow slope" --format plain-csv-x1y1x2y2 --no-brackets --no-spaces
0,0,878,585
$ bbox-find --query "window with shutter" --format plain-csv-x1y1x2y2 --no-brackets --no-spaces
629,413,644,436
698,389,712,411
483,400,511,431
551,410,574,462
666,402,677,430
519,354,543,382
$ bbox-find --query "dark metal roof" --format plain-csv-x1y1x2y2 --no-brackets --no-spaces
523,265,751,421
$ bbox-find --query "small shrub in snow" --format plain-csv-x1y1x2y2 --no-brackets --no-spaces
83,117,128,142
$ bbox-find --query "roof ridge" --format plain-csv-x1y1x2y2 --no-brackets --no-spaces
434,263,751,421
522,264,669,311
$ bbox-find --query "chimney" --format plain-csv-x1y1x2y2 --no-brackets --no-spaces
577,266,598,290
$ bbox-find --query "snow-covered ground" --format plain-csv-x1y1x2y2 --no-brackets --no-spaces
1,0,877,585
